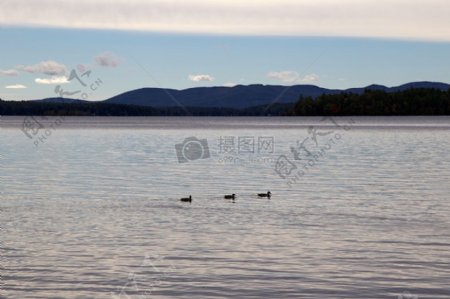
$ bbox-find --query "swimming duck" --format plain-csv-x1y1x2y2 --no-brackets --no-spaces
180,195,192,203
257,191,271,198
224,194,236,200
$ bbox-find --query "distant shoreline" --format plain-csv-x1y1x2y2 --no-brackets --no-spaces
1,87,450,117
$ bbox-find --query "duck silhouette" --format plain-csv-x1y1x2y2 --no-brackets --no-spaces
224,194,236,200
180,195,192,203
257,191,271,199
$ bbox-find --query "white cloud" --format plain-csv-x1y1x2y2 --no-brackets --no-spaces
0,69,19,76
0,0,449,41
35,76,70,84
17,60,66,76
95,52,121,67
267,71,320,84
189,74,215,82
301,73,320,83
5,84,27,89
223,82,237,87
267,71,300,83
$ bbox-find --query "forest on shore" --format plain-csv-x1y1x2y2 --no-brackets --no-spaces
288,88,450,116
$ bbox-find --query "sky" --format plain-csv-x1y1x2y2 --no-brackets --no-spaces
1,0,450,101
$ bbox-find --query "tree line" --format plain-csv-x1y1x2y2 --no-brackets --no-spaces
288,88,450,116
0,99,291,116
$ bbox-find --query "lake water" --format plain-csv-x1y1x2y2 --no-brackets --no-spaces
1,116,450,299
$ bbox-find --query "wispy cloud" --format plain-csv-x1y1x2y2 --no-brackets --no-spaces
0,0,449,41
0,69,19,76
189,74,215,82
301,73,320,83
95,52,121,68
35,76,69,84
17,60,66,76
5,84,27,89
267,71,300,83
267,71,320,84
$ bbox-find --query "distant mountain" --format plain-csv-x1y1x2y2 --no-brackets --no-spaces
342,82,450,95
103,84,341,109
103,82,449,109
389,82,450,92
345,84,389,94
3,83,449,116
33,82,449,109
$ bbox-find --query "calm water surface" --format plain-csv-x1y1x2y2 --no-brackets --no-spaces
1,116,450,299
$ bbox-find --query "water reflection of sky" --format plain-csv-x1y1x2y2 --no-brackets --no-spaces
1,116,450,298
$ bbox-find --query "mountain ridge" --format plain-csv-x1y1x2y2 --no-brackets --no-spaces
33,81,450,109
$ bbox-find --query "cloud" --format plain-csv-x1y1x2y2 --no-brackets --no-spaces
223,82,237,87
17,60,66,76
0,0,449,41
267,71,320,84
95,52,121,67
189,74,215,82
0,69,19,76
35,76,70,84
5,84,27,89
267,71,300,83
301,73,320,83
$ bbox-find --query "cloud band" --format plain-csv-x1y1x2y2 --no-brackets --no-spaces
1,0,449,41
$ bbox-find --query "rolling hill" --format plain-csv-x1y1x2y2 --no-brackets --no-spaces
103,82,450,108
33,81,450,109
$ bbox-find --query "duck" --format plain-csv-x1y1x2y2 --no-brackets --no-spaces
257,191,271,199
180,195,192,203
224,194,236,200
